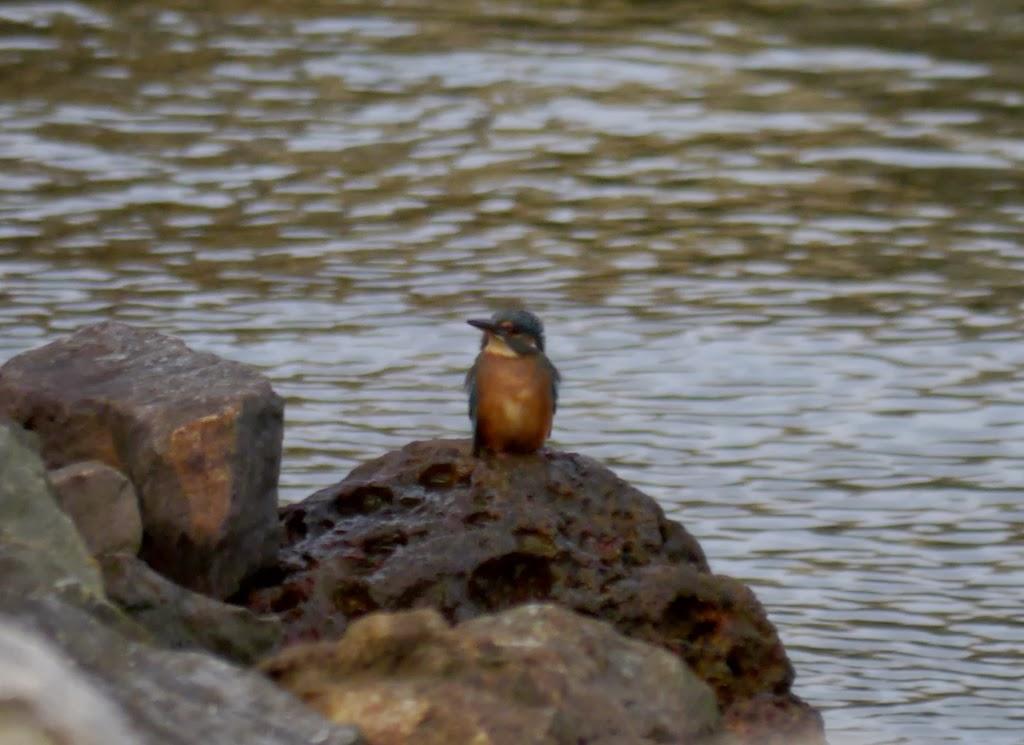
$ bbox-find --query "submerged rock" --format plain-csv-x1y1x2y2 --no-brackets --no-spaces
242,439,824,743
263,603,719,745
0,419,362,745
0,321,283,598
49,460,143,558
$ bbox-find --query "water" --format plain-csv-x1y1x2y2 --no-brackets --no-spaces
2,2,1023,742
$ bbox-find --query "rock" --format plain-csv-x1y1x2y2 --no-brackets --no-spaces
0,421,103,597
0,420,363,745
605,562,792,703
0,322,284,598
243,440,708,642
0,620,138,745
1,597,363,745
242,439,825,744
263,603,719,745
722,693,827,745
49,460,143,557
100,552,281,666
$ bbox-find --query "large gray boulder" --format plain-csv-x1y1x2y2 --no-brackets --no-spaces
0,419,362,745
0,598,362,745
0,322,283,598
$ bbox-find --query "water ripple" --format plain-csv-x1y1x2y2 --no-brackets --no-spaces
2,2,1023,743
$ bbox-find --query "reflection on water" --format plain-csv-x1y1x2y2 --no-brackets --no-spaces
2,1,1023,743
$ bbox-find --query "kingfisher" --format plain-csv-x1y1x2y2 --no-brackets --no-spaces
465,309,560,457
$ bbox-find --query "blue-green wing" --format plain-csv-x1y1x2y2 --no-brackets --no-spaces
464,359,479,424
465,358,483,454
546,356,561,414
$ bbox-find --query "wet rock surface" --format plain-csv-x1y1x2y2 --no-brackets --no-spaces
242,439,825,743
263,603,720,745
0,321,284,598
49,460,143,558
0,419,362,745
243,439,708,638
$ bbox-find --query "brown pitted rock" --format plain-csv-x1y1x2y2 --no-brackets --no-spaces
242,439,825,744
0,322,283,598
49,461,143,558
721,693,826,745
261,603,720,745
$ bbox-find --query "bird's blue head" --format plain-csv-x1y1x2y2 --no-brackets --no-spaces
467,309,546,355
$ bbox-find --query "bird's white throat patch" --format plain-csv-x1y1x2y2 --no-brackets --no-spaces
483,335,520,358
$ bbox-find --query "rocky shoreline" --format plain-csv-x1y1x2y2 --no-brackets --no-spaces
0,322,826,744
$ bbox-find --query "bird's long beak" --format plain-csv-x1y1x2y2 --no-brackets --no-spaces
467,318,500,334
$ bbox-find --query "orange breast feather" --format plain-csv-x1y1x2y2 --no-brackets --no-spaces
473,353,553,453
